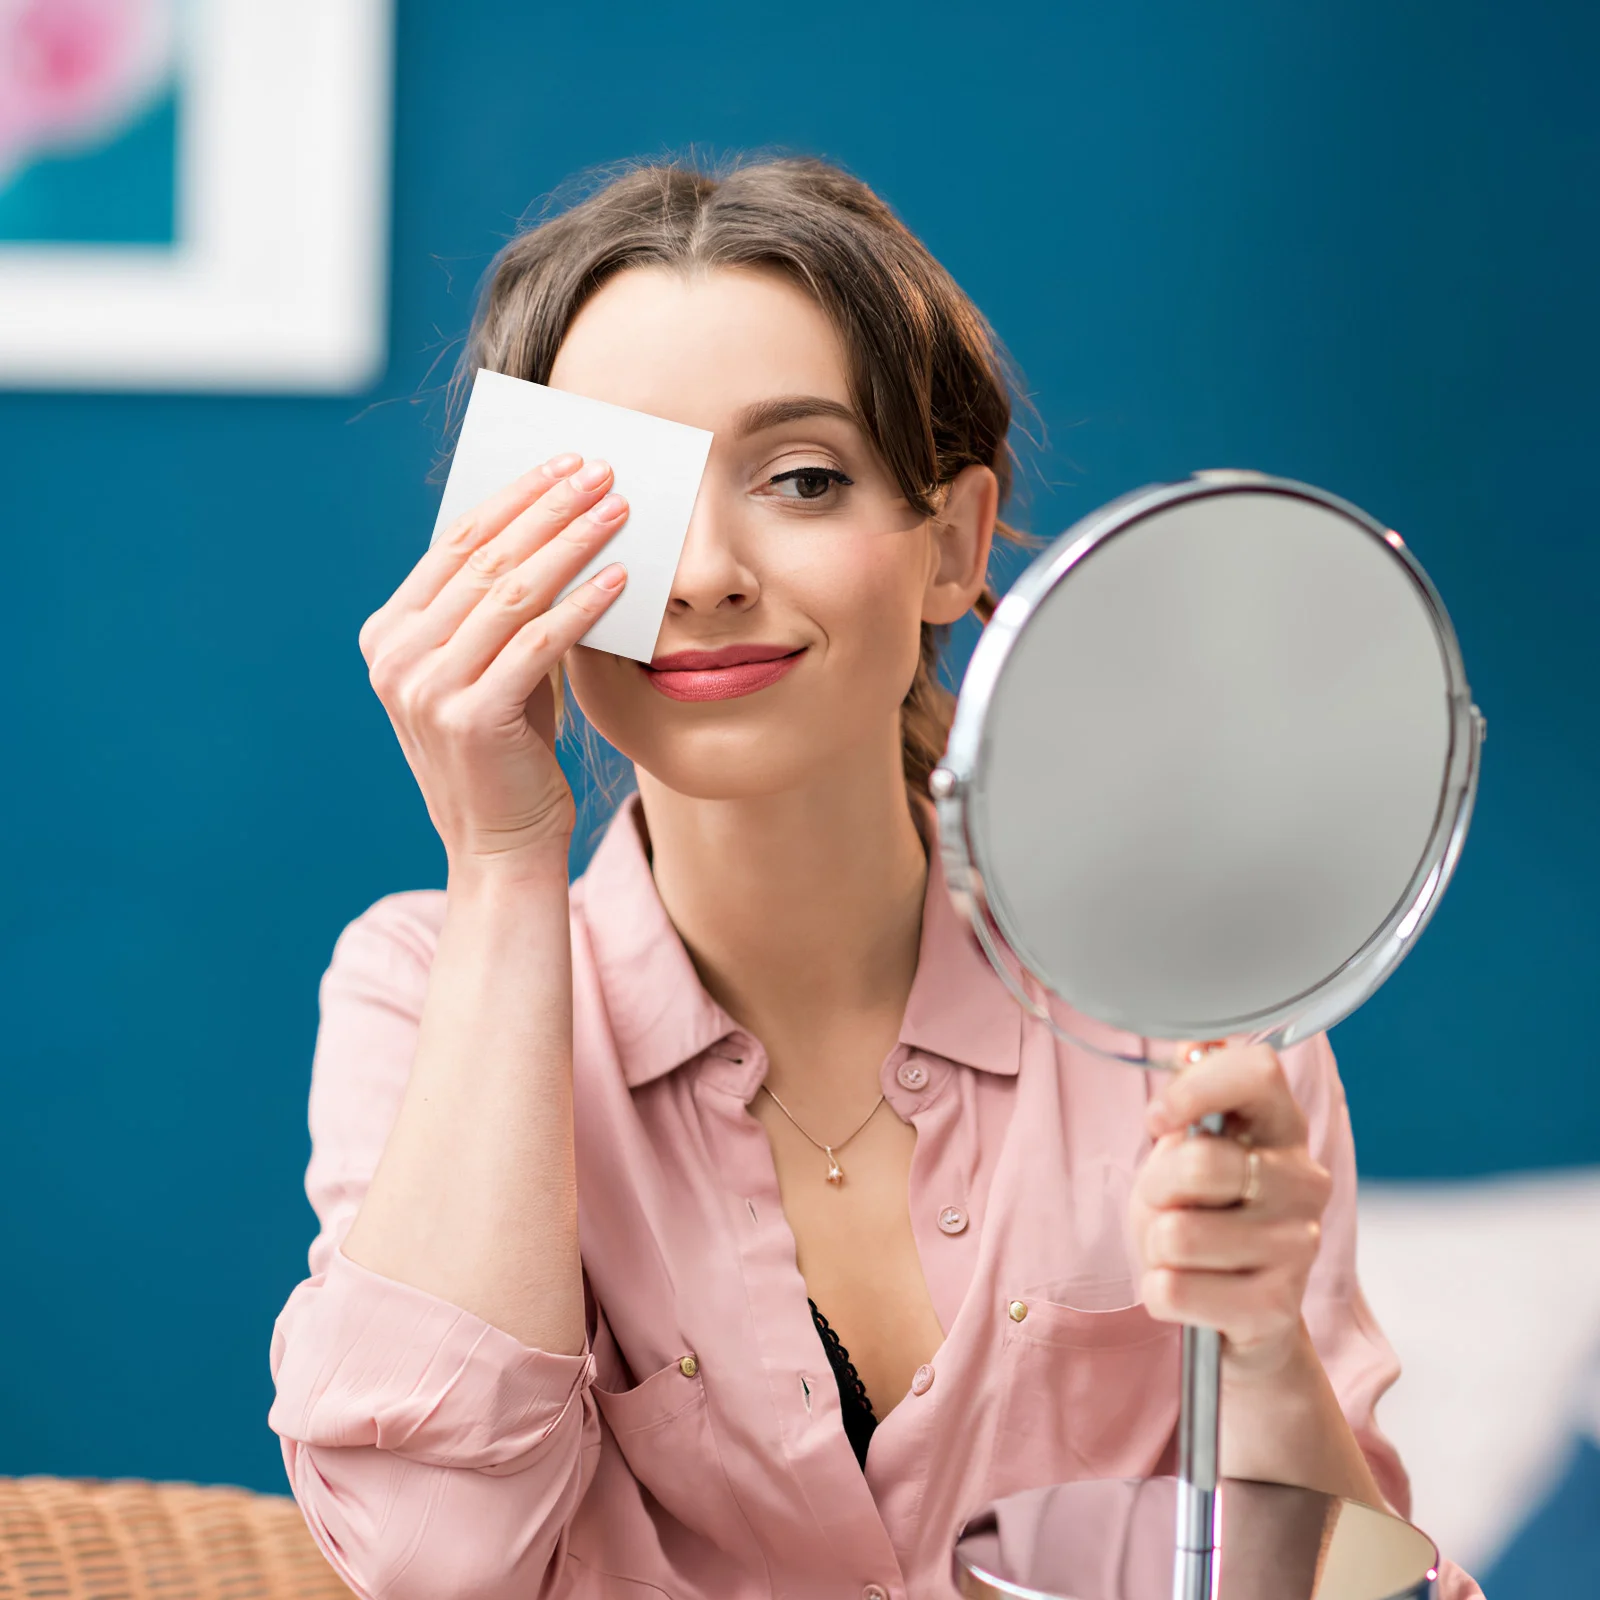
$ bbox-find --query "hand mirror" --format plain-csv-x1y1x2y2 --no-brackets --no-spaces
931,472,1483,1600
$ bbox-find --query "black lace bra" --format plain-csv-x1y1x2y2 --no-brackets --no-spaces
808,1298,877,1468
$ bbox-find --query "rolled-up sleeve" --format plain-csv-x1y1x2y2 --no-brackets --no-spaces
268,894,599,1600
1284,1032,1483,1600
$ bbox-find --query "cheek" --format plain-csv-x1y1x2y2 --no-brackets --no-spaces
558,650,652,787
563,650,639,747
789,529,926,687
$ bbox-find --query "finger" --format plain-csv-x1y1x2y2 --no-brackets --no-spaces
1147,1044,1306,1148
443,493,630,686
1143,1204,1322,1274
421,463,618,639
1139,1130,1267,1209
373,469,621,686
1141,1264,1304,1347
367,454,582,644
472,564,628,703
1138,1131,1330,1217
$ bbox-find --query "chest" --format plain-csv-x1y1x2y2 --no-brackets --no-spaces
574,1031,1159,1404
570,1041,1179,1591
754,1094,947,1420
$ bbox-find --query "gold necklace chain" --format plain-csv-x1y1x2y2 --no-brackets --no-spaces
759,1085,885,1187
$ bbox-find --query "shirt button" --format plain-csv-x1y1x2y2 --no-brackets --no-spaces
910,1364,935,1396
937,1205,968,1235
896,1061,929,1091
1008,1300,1029,1322
863,1587,890,1600
678,1354,699,1377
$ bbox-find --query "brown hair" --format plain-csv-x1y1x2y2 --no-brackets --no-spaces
452,154,1034,798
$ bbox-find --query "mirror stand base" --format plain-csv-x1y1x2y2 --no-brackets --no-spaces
953,1476,1439,1600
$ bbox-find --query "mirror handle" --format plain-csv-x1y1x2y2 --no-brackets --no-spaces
1173,1110,1227,1600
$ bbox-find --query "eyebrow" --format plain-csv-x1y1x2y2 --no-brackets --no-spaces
731,394,864,437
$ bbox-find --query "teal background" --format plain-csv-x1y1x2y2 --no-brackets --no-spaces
0,89,179,244
1,0,1595,1528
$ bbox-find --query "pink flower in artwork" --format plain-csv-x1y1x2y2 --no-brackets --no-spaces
0,0,176,185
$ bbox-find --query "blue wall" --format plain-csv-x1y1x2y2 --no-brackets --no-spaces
2,0,1595,1496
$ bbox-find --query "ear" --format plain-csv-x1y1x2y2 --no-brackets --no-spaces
923,463,998,627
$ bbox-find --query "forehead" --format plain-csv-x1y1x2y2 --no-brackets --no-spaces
547,265,853,432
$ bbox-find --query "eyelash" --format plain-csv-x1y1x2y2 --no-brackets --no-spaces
765,465,854,503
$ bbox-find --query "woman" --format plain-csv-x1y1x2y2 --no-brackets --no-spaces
269,157,1479,1599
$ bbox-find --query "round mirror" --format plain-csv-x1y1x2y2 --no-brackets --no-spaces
932,472,1483,1065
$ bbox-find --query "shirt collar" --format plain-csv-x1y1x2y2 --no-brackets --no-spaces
575,793,1023,1089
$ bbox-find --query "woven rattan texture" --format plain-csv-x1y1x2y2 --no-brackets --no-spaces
0,1478,353,1600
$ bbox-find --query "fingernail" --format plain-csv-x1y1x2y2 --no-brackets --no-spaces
546,452,582,475
571,459,611,491
593,562,626,591
591,492,626,522
1147,1100,1171,1132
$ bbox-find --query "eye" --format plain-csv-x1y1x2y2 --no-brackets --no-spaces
766,466,854,503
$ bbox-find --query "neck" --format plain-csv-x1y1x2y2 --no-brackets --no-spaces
636,736,929,1084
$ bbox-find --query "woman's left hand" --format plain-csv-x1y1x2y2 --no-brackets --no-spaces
1129,1042,1333,1379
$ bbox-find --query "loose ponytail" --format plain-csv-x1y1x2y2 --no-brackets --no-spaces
899,567,1015,797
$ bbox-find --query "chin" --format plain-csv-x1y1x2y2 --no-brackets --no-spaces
571,698,854,803
615,723,828,803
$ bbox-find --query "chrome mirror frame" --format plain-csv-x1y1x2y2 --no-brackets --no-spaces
930,470,1485,1066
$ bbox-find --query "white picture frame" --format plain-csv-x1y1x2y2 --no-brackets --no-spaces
0,0,392,393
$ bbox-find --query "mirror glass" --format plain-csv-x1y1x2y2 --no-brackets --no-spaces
944,481,1476,1049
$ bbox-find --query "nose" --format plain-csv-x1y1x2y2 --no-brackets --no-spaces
665,483,759,617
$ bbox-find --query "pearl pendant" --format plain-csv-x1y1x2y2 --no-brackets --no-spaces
825,1149,844,1185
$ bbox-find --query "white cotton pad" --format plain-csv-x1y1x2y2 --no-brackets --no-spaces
431,369,713,662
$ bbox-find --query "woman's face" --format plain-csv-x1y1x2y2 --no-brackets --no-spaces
554,265,995,801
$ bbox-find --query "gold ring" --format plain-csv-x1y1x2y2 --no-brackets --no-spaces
1239,1146,1263,1206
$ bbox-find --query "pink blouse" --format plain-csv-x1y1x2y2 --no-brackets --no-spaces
269,795,1480,1599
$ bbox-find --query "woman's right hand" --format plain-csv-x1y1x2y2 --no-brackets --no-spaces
358,452,629,876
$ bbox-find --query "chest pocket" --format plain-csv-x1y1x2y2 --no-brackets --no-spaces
989,1285,1181,1495
591,1353,757,1557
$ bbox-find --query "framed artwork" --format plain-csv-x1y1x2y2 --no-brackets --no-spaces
0,0,392,392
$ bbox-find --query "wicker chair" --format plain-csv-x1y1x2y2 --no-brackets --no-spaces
0,1477,354,1599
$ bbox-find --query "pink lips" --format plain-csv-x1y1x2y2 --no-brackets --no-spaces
643,644,806,702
